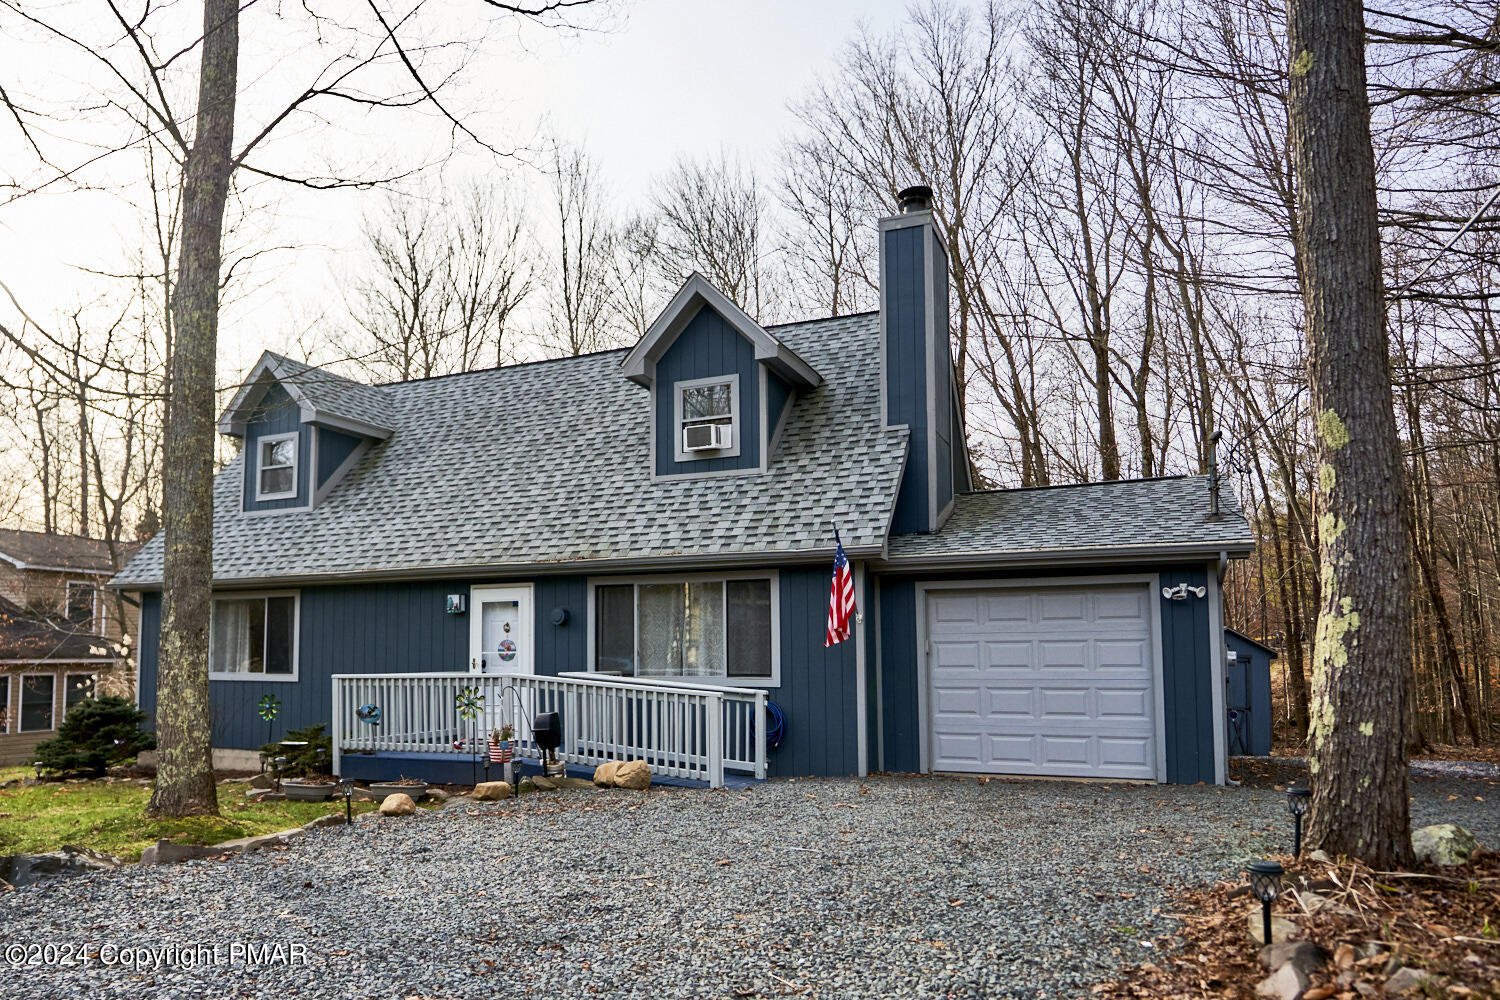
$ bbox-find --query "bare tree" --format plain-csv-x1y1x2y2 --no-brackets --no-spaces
652,152,773,316
542,142,621,356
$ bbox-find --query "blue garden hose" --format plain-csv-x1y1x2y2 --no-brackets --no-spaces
765,701,786,751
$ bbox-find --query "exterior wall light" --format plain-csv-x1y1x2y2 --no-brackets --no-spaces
1286,786,1311,856
445,594,466,615
1161,583,1207,601
1246,859,1284,944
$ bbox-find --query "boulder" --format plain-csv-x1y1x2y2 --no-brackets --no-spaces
303,813,347,831
1255,963,1310,1000
472,781,513,802
423,788,449,802
139,840,223,867
558,777,598,791
1411,824,1478,867
249,773,274,789
1247,909,1300,947
1385,967,1437,994
531,776,558,791
378,792,416,816
592,761,620,787
613,759,651,790
0,846,124,887
1259,941,1327,976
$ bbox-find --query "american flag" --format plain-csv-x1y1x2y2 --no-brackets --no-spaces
824,529,856,647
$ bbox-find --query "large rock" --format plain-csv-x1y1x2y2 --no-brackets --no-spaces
531,776,558,791
303,813,347,830
0,846,124,887
1259,941,1327,976
423,788,449,802
592,761,619,787
472,781,513,801
1411,824,1478,867
613,759,651,790
139,840,224,866
1385,967,1437,994
1255,963,1310,1000
378,792,416,816
1247,909,1300,947
558,776,598,791
249,773,274,789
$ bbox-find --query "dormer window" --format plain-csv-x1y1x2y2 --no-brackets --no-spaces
255,432,298,501
675,374,739,461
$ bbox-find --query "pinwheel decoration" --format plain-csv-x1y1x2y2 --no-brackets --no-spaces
454,687,485,783
258,694,281,745
356,703,383,725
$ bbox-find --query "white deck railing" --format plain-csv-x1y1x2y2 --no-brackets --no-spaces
331,671,767,788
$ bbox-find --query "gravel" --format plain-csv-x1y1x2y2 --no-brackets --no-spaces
0,773,1491,1000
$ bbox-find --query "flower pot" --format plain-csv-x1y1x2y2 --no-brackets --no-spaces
368,781,428,802
281,780,337,802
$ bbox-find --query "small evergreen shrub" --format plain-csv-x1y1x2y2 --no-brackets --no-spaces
259,723,332,779
33,696,156,777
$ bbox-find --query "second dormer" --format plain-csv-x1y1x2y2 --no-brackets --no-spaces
218,353,395,513
622,274,821,479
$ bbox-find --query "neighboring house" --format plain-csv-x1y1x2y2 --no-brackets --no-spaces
0,529,139,766
114,187,1253,785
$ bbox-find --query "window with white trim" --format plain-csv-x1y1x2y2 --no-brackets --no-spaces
594,575,776,684
255,432,298,500
20,674,54,732
65,580,97,631
210,592,299,680
673,374,739,461
0,675,10,733
64,673,96,714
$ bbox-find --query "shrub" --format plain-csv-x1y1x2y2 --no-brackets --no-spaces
259,723,332,779
33,696,156,777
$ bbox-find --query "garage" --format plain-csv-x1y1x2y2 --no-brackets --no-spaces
925,582,1159,780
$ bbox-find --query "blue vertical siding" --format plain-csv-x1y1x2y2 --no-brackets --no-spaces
316,428,364,489
766,371,793,458
877,578,920,773
884,224,930,534
931,231,954,519
654,304,762,476
533,576,588,675
241,382,311,511
1224,631,1274,756
769,565,859,777
137,593,161,720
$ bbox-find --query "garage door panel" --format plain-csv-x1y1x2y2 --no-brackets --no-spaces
928,584,1157,781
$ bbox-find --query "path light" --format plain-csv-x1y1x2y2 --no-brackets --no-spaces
33,762,43,781
1246,860,1284,945
340,779,356,829
1286,787,1311,856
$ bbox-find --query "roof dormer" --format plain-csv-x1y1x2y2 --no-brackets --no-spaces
622,274,821,479
218,353,394,513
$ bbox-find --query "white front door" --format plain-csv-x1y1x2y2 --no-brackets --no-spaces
926,583,1158,780
469,586,534,675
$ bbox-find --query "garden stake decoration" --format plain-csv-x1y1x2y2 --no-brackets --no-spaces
258,694,281,747
1285,787,1311,856
455,687,485,784
1246,859,1284,945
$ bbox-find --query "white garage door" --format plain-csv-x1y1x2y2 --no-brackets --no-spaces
927,583,1157,780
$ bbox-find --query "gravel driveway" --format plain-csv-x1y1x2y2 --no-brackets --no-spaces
2,774,1493,1000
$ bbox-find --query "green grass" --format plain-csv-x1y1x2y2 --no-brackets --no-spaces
0,767,31,784
0,779,387,861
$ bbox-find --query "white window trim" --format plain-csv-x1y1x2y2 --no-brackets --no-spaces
208,590,301,682
672,373,741,463
254,431,299,502
586,570,780,687
64,579,101,634
18,671,57,733
63,671,97,713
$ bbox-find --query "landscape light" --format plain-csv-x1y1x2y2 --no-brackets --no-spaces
1246,860,1284,945
1285,787,1311,856
340,778,356,829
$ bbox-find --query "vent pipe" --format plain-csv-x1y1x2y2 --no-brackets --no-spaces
896,184,933,213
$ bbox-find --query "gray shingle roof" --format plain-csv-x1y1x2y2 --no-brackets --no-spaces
884,476,1254,563
266,354,396,435
0,528,136,572
114,313,909,587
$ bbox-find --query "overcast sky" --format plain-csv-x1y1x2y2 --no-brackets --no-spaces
0,0,912,374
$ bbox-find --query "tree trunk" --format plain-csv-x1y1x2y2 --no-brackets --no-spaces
147,0,239,819
1289,0,1412,867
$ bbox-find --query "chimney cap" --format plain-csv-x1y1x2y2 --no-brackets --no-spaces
897,184,933,213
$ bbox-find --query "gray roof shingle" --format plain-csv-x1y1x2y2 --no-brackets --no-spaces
265,354,396,434
884,476,1253,563
115,313,908,587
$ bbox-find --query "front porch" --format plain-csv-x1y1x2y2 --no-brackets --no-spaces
331,671,768,788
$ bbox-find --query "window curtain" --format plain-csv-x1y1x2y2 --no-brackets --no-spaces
211,599,255,673
638,584,684,677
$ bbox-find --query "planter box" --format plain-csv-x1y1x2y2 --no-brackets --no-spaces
368,781,428,802
281,781,336,802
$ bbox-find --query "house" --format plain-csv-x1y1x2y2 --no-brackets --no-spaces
1224,628,1277,756
113,186,1253,785
0,529,139,766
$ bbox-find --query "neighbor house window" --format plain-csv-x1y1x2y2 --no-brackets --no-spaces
255,431,298,500
64,673,95,713
65,580,97,631
210,592,298,680
593,574,776,685
0,675,10,734
20,674,55,732
673,374,739,461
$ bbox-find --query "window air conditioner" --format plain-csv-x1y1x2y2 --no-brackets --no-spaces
683,422,730,452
